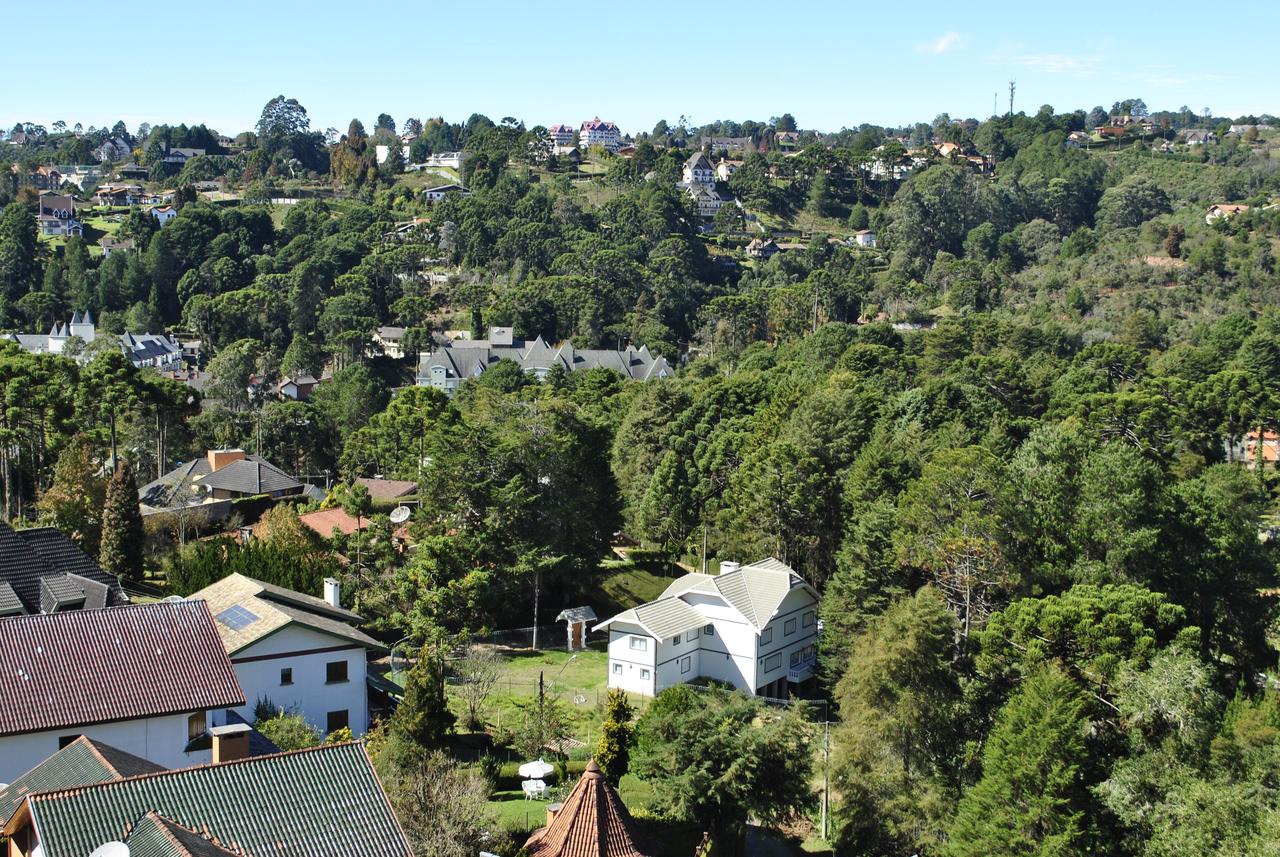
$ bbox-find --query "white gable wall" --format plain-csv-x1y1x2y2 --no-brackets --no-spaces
216,624,370,738
0,711,209,784
754,586,820,692
653,627,703,693
679,592,759,692
605,623,656,695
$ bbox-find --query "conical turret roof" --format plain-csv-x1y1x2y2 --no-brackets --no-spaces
523,760,649,857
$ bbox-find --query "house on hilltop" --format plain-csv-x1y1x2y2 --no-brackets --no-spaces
595,558,819,699
36,192,80,237
682,152,715,186
0,520,127,617
189,574,385,737
0,600,246,783
579,117,622,152
1206,203,1249,224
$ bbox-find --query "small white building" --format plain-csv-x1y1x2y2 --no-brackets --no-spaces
150,205,178,226
423,183,471,202
0,601,245,784
852,229,877,248
190,574,385,738
595,558,819,699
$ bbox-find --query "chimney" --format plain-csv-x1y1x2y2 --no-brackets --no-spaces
210,723,251,764
719,561,741,575
207,449,246,472
545,802,564,827
324,577,341,608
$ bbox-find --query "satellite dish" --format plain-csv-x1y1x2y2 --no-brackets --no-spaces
389,506,411,524
90,842,130,857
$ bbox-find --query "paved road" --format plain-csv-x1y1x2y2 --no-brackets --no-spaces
744,825,798,857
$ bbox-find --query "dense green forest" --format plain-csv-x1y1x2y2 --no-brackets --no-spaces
4,96,1280,854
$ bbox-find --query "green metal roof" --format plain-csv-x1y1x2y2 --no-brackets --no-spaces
0,737,162,825
124,812,240,857
23,742,410,857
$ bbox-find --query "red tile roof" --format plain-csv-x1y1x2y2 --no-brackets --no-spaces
524,760,649,857
0,601,245,737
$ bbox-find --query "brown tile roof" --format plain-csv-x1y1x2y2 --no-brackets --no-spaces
298,507,368,537
524,760,650,857
0,601,245,737
354,477,418,501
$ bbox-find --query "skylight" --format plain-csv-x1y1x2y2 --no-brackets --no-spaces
216,604,259,631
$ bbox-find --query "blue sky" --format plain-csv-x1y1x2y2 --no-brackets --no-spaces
6,0,1277,136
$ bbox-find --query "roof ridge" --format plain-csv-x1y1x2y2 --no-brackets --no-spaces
27,741,370,804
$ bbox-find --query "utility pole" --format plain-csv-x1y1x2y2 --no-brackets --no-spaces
821,716,830,840
1008,80,1016,118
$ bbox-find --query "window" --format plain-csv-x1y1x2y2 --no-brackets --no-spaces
680,656,692,674
640,669,651,680
760,627,773,646
784,618,797,636
613,663,623,675
704,624,715,636
326,660,349,684
672,634,681,645
187,712,206,740
764,653,782,672
280,667,294,686
687,628,699,641
802,610,815,628
629,636,648,651
326,710,349,734
58,734,82,749
790,650,802,667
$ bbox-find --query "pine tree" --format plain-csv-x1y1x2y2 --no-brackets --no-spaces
595,689,635,785
39,435,106,556
392,642,456,748
945,666,1091,857
99,461,145,581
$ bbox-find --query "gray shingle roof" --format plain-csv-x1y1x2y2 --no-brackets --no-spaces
595,597,706,641
0,522,125,615
196,458,302,495
13,743,411,857
418,338,672,387
599,558,813,637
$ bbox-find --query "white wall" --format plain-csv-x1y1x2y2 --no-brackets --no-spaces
681,593,758,692
605,624,656,695
0,711,209,785
754,587,819,692
217,625,370,737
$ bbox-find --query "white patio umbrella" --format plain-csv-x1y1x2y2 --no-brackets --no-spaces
518,758,555,779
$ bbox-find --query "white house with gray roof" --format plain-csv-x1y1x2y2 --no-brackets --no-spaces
417,327,672,395
594,558,819,699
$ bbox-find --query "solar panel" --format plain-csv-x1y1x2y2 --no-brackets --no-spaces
216,605,259,631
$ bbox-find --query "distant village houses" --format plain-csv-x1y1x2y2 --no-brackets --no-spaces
3,310,183,371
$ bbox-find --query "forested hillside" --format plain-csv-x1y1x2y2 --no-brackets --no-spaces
4,98,1280,854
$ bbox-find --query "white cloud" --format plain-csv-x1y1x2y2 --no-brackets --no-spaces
917,32,963,55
